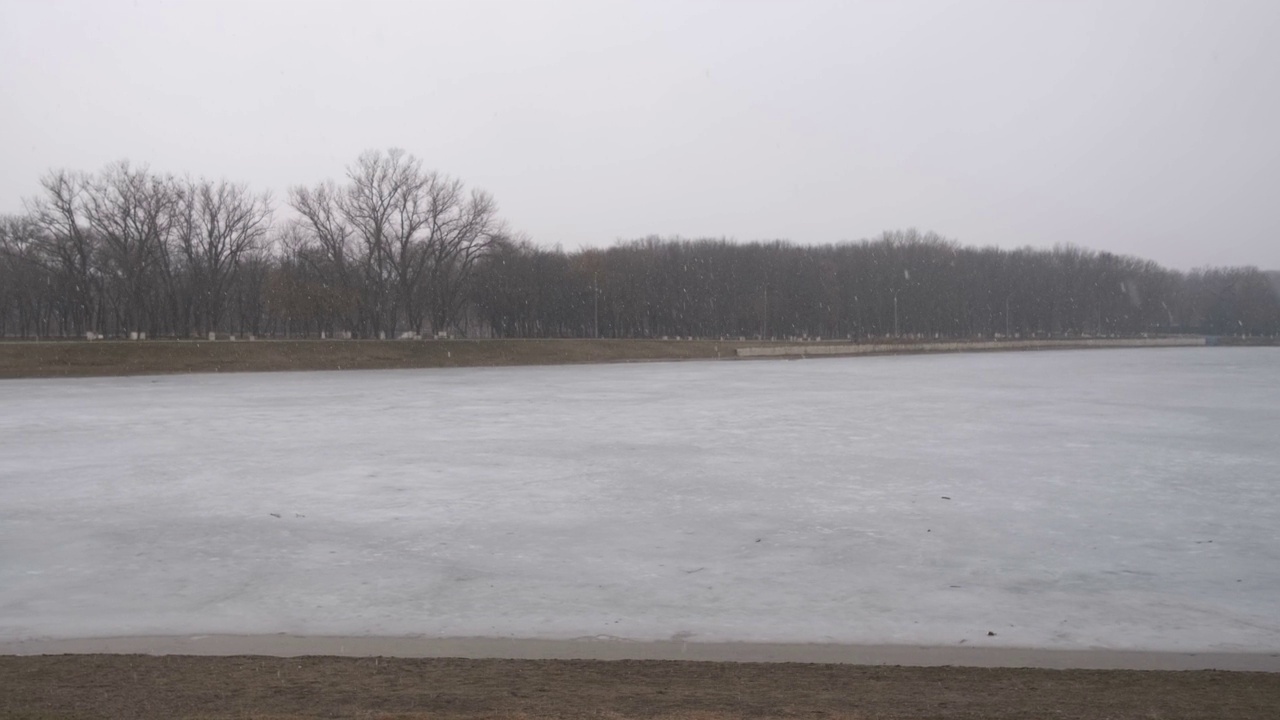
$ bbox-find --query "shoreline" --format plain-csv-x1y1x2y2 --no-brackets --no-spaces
0,335,1235,379
4,635,1278,672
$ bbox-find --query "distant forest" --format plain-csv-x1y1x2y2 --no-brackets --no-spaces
3,150,1278,340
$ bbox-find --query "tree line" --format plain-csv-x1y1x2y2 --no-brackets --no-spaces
478,235,1280,340
2,150,1278,340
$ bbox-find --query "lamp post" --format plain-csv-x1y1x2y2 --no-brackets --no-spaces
593,272,599,339
893,291,900,338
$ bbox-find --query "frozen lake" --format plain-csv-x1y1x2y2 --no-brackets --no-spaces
2,347,1279,653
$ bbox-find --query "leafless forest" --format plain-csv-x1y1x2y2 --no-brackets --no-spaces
2,149,1277,341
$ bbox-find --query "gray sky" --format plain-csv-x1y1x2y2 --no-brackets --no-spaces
2,0,1277,270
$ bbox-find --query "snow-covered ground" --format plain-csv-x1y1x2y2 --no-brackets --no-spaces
2,347,1278,652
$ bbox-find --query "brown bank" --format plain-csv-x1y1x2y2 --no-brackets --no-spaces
0,335,1221,379
0,338,753,378
4,654,1280,720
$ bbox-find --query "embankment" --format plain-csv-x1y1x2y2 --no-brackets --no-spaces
0,336,1220,379
736,336,1206,358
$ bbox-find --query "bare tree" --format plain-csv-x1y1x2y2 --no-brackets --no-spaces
424,183,503,335
0,214,50,337
288,182,359,333
79,161,180,335
341,149,433,335
290,149,501,337
24,170,101,335
175,179,273,335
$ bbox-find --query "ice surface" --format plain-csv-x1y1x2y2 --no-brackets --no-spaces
2,348,1278,652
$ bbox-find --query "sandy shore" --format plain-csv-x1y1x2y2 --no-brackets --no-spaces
3,634,1277,671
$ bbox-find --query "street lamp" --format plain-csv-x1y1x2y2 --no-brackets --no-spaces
893,291,900,338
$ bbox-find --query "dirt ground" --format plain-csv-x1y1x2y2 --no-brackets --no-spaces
2,655,1278,720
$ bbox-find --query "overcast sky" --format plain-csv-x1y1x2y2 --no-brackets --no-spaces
2,0,1277,269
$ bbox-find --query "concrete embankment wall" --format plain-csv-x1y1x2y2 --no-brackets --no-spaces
736,337,1207,358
